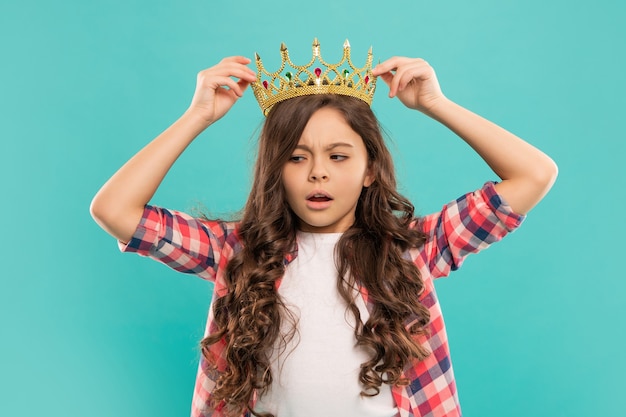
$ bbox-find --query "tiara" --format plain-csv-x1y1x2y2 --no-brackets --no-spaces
251,38,377,116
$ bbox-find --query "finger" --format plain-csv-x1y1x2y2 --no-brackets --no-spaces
388,67,405,98
376,68,402,98
198,58,256,80
220,55,252,65
210,76,245,97
394,63,426,92
375,72,396,97
198,65,256,92
375,58,422,97
218,87,240,104
377,71,393,87
394,61,432,93
228,78,254,97
221,65,257,83
208,62,257,82
372,56,412,76
236,78,251,94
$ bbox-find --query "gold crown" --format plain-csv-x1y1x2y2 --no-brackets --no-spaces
251,38,377,116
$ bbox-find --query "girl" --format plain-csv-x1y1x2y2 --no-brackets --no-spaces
91,48,557,417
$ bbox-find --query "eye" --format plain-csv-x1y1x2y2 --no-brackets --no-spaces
289,155,306,162
330,154,348,161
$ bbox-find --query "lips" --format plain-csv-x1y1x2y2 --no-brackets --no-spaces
306,191,333,202
305,190,334,210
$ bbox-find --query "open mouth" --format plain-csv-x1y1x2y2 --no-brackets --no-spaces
308,195,332,202
306,192,333,202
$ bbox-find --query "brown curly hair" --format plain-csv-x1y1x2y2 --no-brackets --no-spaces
201,94,430,417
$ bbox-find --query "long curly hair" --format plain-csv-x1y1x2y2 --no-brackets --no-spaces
201,94,430,417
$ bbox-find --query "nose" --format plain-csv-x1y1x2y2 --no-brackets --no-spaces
309,158,328,181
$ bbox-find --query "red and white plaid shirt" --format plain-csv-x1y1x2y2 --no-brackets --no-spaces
120,181,524,417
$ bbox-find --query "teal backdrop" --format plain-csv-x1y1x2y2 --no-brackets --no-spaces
1,0,624,416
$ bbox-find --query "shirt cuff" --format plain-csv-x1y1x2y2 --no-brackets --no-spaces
481,181,526,231
117,205,160,254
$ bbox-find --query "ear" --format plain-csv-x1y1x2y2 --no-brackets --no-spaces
363,166,375,188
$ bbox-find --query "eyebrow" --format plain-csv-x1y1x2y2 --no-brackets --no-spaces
294,142,355,152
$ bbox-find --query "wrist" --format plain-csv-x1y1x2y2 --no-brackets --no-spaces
419,96,455,120
182,107,215,130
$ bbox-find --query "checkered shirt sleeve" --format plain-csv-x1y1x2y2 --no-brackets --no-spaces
118,205,237,282
418,181,525,279
389,182,525,417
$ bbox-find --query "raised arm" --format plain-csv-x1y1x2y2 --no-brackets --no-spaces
372,57,558,214
90,56,256,242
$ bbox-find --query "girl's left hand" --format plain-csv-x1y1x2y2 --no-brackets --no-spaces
372,57,446,114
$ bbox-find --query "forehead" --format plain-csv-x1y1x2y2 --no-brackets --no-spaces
298,107,363,147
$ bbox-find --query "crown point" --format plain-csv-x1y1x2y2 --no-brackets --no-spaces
343,39,351,49
254,52,261,61
312,38,320,57
368,45,373,54
280,42,287,51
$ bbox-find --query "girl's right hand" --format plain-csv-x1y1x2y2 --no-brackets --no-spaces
186,56,257,125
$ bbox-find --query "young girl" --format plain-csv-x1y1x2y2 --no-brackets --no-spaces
91,42,557,417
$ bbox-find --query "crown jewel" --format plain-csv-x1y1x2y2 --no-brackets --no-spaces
251,38,377,116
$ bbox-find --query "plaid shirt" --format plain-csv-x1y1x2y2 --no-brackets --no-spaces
120,181,524,417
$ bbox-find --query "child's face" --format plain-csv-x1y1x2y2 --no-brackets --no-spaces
282,106,374,233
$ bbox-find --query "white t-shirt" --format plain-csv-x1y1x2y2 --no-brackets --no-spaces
255,232,397,417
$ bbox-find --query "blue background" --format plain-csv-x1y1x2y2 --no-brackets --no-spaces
1,0,624,416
